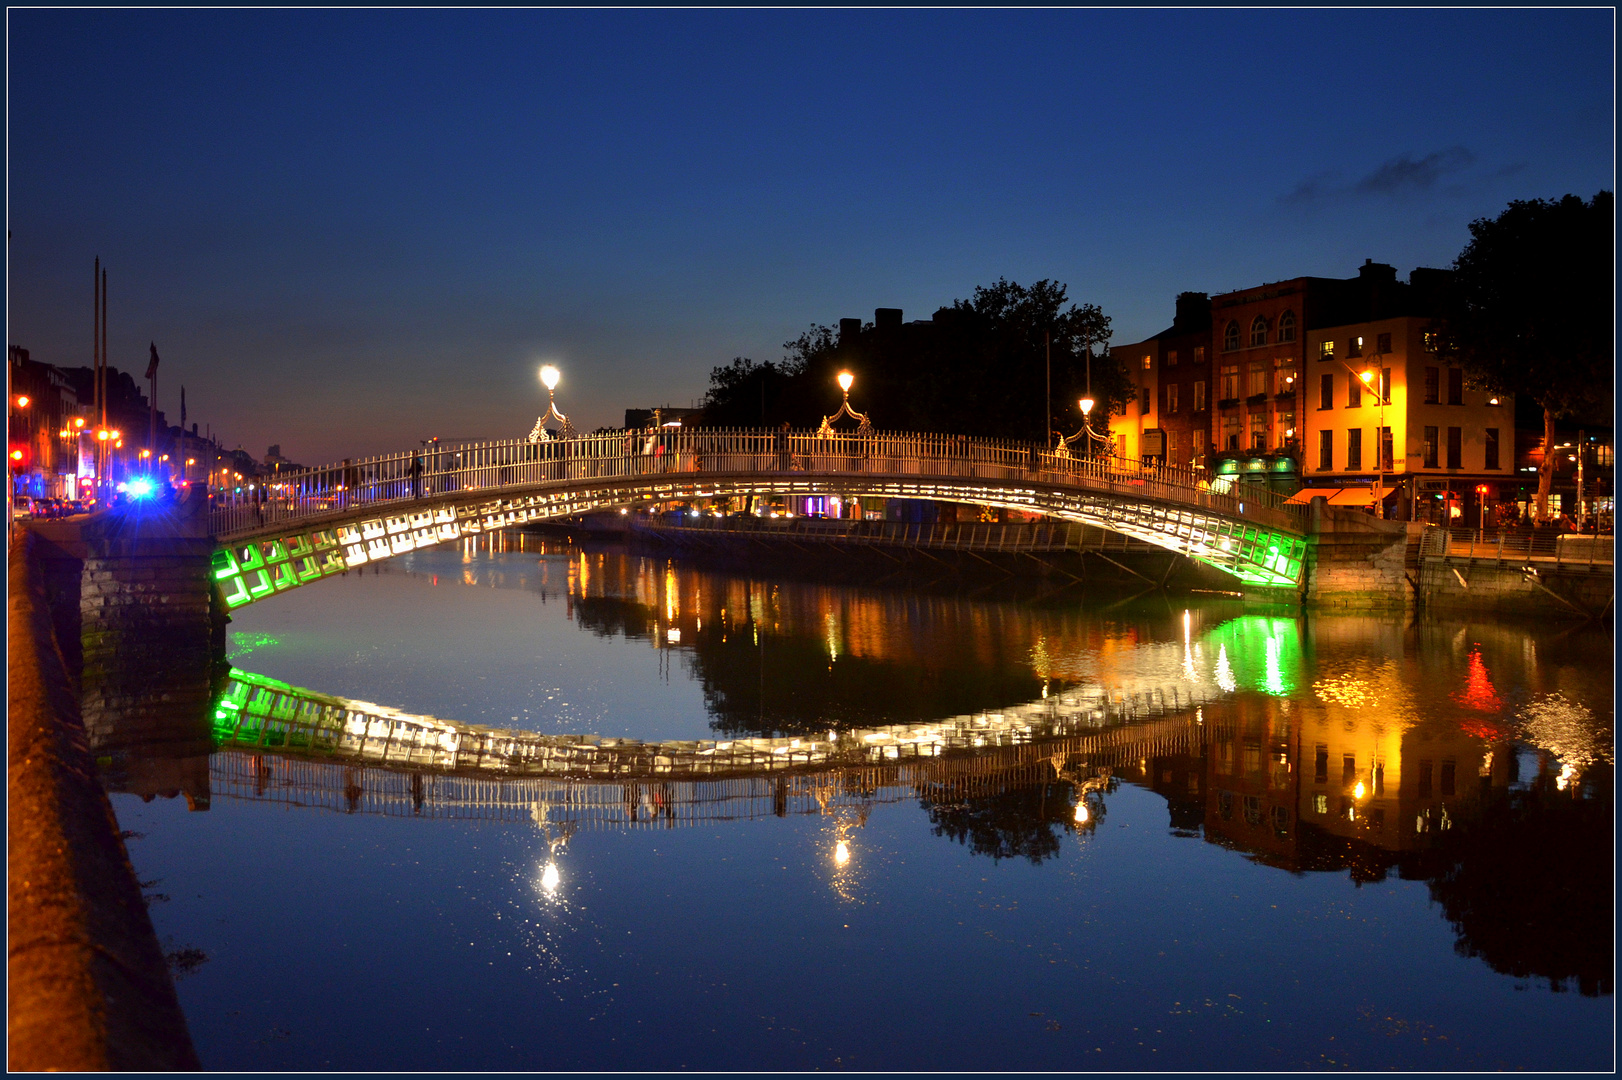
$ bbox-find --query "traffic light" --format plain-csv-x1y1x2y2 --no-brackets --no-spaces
1475,485,1489,495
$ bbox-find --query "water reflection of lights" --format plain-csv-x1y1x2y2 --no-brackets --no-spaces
1555,762,1579,792
1353,781,1366,800
540,861,561,892
834,840,851,866
1073,801,1090,824
1215,645,1236,693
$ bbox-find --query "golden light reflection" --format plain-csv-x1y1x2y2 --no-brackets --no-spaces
1074,802,1090,824
540,862,561,892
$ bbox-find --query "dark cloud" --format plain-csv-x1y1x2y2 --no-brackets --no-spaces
1279,146,1481,205
1279,170,1340,205
1353,146,1475,194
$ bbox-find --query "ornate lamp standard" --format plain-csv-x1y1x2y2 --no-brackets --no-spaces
817,370,871,436
528,365,575,442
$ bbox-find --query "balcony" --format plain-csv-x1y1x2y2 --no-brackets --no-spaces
1217,398,1241,411
1245,393,1268,407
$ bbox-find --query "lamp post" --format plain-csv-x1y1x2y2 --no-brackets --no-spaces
529,365,574,441
817,370,871,436
1335,351,1388,518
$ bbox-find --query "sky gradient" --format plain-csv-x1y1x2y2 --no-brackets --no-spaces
7,8,1614,464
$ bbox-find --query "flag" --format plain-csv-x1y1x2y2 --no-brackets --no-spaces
180,386,187,426
145,342,160,380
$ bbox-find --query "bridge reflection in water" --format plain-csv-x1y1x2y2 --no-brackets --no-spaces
208,668,1197,828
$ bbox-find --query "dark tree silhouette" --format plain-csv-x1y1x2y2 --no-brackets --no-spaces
697,280,1125,442
1439,191,1613,522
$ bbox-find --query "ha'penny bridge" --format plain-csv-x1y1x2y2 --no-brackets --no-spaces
207,428,1309,609
206,669,1221,829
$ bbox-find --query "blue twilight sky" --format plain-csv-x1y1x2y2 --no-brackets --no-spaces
7,8,1614,464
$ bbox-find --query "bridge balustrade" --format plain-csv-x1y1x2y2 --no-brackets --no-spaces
211,427,1301,540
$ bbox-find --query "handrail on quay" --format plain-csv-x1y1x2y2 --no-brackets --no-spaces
1420,525,1615,569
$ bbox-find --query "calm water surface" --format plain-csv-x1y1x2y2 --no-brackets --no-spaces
107,533,1614,1071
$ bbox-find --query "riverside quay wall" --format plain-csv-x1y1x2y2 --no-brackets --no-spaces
8,488,219,1071
8,528,201,1071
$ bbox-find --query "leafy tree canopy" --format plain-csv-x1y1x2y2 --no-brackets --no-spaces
1444,191,1613,420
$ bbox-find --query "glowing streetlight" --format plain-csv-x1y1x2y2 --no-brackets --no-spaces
529,366,573,441
14,395,29,409
1078,395,1095,417
73,417,85,430
818,370,871,436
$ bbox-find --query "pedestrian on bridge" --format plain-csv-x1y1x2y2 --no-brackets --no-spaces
409,453,424,498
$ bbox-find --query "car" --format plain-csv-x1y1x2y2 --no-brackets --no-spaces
11,495,35,520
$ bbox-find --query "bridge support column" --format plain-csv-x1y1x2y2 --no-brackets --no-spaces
1302,502,1417,612
30,487,223,774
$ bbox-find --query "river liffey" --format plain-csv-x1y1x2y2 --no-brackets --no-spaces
103,531,1613,1071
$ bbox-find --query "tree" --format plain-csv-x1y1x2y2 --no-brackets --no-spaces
1441,191,1613,522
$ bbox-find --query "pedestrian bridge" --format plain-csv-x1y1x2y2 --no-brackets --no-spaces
208,428,1308,609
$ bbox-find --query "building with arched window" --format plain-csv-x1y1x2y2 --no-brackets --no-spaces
1250,316,1269,348
1222,320,1240,352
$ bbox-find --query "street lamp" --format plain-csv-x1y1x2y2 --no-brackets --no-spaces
817,370,871,436
528,365,574,441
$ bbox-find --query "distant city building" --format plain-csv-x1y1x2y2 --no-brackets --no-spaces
624,406,702,430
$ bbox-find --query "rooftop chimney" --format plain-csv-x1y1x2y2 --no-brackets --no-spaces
875,308,902,329
838,318,863,345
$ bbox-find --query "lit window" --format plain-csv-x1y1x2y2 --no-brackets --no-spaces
1348,336,1364,358
1313,794,1328,814
1165,384,1179,414
1193,381,1207,412
1319,341,1335,362
1142,354,1152,371
1166,349,1179,368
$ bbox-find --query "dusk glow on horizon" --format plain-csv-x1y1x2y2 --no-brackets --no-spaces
8,8,1612,464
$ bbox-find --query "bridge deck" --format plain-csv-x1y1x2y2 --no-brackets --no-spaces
205,429,1309,604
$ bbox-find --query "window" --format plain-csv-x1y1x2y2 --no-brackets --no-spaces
1485,428,1500,470
1166,349,1178,368
1447,367,1463,405
1318,430,1333,471
1194,380,1207,412
1165,383,1179,414
1313,793,1329,815
1223,416,1241,450
1447,427,1462,469
1343,754,1357,783
1424,367,1440,403
1314,745,1329,783
1347,428,1363,470
1319,340,1335,362
1276,366,1296,395
1277,412,1295,448
1220,365,1240,400
1347,376,1363,409
1250,316,1268,347
1139,387,1151,415
1376,332,1391,353
1379,368,1392,404
1243,740,1262,774
1248,366,1268,396
1250,413,1268,450
1440,760,1456,797
1418,760,1433,798
1380,427,1393,471
1167,429,1180,465
1423,426,1439,468
1278,310,1296,342
1348,336,1364,358
1142,354,1152,371
1423,330,1440,352
1218,791,1233,820
1242,795,1261,826
1319,373,1334,410
1223,321,1240,351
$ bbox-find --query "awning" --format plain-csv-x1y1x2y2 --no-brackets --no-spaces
1285,487,1341,505
1285,486,1397,506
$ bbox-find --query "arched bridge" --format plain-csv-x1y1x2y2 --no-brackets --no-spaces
209,428,1307,609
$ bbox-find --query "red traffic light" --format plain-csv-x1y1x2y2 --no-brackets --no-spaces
1475,485,1489,495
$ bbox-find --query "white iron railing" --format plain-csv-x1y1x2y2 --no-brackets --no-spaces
210,428,1303,539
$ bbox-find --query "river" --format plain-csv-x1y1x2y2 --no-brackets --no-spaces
103,530,1613,1071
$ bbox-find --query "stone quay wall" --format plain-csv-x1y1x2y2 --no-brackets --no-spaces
7,530,200,1071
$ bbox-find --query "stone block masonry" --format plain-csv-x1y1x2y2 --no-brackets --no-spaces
1302,504,1417,612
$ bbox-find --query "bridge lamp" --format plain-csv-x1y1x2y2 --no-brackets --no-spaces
837,370,854,396
1074,801,1090,824
540,365,561,393
834,840,851,866
540,861,561,892
1078,396,1095,417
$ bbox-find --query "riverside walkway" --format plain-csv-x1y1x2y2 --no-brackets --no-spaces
208,427,1308,608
